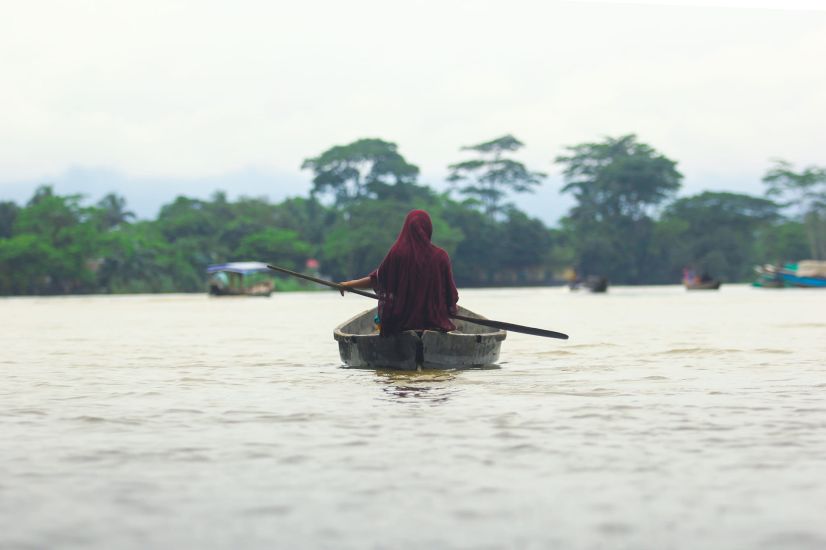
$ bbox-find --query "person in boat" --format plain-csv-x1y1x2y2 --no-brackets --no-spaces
337,209,459,336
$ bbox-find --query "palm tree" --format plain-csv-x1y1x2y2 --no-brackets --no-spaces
96,193,135,229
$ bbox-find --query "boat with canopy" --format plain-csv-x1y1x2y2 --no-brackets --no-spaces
207,262,275,296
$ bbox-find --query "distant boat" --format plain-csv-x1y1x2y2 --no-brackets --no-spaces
682,267,721,290
584,275,609,293
780,274,826,287
684,279,721,290
753,264,785,288
753,261,826,288
568,275,609,293
207,262,274,297
334,306,506,370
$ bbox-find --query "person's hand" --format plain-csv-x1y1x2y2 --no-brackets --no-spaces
338,281,349,296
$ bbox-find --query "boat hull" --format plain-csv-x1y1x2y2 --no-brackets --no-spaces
779,273,826,288
685,280,721,290
334,306,506,370
208,285,272,297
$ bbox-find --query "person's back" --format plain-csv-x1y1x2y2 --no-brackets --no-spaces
339,210,459,336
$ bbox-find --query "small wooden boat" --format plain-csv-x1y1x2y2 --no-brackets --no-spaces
584,275,608,293
568,275,609,293
334,306,506,370
685,280,721,290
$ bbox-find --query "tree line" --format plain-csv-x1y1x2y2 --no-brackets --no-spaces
0,134,823,295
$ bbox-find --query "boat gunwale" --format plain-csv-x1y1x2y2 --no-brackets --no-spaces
333,306,507,342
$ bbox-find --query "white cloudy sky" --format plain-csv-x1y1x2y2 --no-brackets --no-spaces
1,0,825,223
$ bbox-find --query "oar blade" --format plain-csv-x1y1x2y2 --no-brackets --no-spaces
451,314,569,340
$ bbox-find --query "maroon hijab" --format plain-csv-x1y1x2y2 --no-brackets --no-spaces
369,210,459,336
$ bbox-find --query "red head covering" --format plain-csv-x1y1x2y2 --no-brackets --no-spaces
370,210,459,335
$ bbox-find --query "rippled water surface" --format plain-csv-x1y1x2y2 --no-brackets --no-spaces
2,286,826,549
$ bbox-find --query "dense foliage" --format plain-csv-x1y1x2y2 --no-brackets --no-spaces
448,135,546,218
0,135,820,295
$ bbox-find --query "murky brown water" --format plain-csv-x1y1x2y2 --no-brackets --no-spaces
2,286,825,549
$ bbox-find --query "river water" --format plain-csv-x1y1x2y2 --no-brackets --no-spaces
1,285,825,549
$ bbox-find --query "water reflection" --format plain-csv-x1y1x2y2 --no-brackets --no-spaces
371,366,498,403
374,369,459,403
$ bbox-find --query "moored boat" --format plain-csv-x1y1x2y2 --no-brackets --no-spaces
685,280,721,290
207,262,275,296
584,275,609,293
568,275,609,293
753,261,826,289
334,306,506,370
682,267,720,290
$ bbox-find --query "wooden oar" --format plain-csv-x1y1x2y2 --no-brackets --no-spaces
267,264,569,340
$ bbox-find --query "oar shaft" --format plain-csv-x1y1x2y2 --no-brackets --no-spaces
451,314,568,340
267,264,378,299
266,264,569,340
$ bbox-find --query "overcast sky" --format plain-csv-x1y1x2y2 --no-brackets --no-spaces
1,0,825,223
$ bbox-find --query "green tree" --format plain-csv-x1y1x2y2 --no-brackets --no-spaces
236,228,312,270
214,195,280,255
657,192,780,282
270,196,340,248
448,135,545,218
762,160,826,259
497,208,557,284
9,186,102,293
556,134,682,222
320,198,462,281
150,195,237,290
441,205,500,286
555,134,682,283
0,201,19,238
16,185,84,241
301,138,420,206
0,235,61,294
97,221,177,293
157,196,221,242
754,221,810,267
95,193,135,230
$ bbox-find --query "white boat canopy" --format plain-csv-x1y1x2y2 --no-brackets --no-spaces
206,262,271,274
